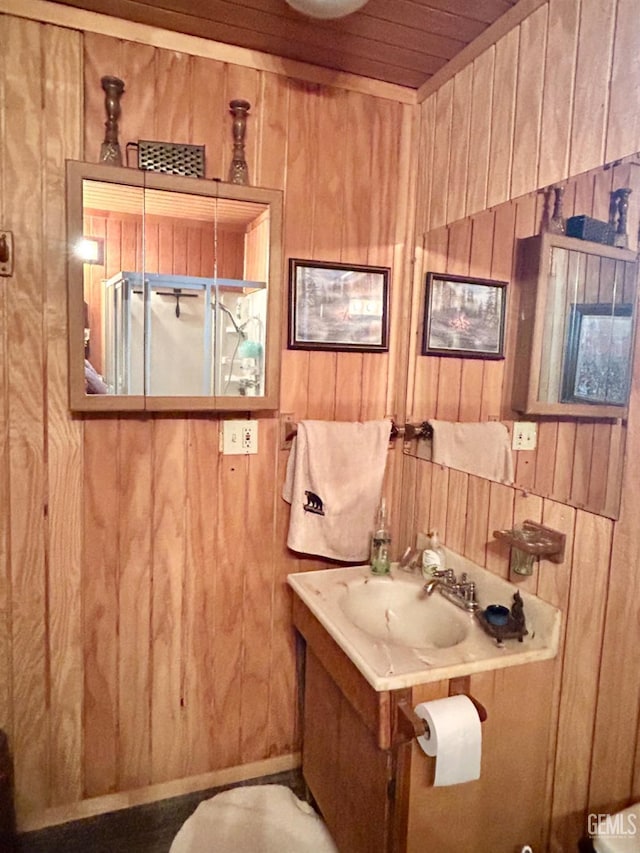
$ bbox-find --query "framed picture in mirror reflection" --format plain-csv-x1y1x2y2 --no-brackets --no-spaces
422,272,507,359
561,302,633,406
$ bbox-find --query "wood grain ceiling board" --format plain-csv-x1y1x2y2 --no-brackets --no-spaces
50,0,519,88
84,181,267,227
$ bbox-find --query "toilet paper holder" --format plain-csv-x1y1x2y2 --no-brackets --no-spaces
397,694,487,743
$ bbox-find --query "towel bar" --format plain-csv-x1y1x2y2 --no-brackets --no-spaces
280,415,432,450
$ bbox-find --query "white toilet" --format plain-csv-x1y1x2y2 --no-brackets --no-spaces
169,784,338,853
591,802,640,853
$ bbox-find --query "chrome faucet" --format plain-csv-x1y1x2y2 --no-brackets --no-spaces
421,568,479,612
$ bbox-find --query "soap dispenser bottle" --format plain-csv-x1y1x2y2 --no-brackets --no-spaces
371,498,391,575
422,529,444,575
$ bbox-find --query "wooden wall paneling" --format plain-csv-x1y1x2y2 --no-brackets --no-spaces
240,418,279,764
117,418,152,790
256,72,290,192
552,421,577,505
465,48,494,217
533,420,558,499
478,661,556,852
387,102,419,425
461,210,495,423
606,0,640,163
603,420,626,520
43,24,84,807
591,317,640,809
550,510,613,851
6,16,49,817
444,469,468,554
155,49,191,144
537,499,576,850
210,447,250,770
509,3,547,200
434,219,471,423
486,26,518,210
464,475,490,566
119,39,157,161
568,0,616,179
411,227,448,422
306,87,346,421
279,81,318,419
414,95,435,241
172,222,188,274
83,420,120,798
270,452,301,756
413,457,432,543
537,0,579,189
336,90,372,423
485,481,514,578
446,64,472,225
428,462,449,543
570,422,596,509
182,416,218,776
0,12,10,740
398,455,419,559
150,418,188,783
360,97,401,421
428,78,453,229
486,202,515,422
192,51,228,174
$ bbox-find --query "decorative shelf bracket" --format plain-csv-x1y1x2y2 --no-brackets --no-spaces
493,519,566,566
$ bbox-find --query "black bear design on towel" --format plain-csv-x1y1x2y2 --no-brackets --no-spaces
303,490,325,515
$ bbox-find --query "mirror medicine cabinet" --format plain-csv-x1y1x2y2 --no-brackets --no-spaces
512,232,638,419
66,160,283,412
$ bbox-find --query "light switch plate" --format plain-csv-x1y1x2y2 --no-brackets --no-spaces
512,421,537,451
222,420,258,454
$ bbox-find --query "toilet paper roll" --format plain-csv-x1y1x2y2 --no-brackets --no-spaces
414,695,482,786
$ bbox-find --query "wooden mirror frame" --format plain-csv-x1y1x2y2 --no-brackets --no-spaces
66,160,283,413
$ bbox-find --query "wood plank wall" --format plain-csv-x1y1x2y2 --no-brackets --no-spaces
0,9,416,829
406,1,640,850
3,0,640,848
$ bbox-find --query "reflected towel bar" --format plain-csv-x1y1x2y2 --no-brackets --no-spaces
280,415,432,450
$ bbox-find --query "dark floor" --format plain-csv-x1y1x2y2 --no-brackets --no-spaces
15,769,306,853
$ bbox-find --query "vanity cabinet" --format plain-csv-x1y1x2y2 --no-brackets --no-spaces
512,233,638,418
293,596,556,853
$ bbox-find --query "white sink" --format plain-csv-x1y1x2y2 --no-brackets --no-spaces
288,548,561,691
338,575,470,650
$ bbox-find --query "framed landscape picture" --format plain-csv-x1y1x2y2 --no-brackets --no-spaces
288,258,390,352
422,272,507,359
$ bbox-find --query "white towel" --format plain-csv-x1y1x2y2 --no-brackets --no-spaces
169,784,338,853
428,419,514,484
282,419,390,561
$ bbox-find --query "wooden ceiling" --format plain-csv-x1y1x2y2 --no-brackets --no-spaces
52,0,520,89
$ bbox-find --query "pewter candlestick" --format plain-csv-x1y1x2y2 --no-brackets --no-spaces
228,99,250,185
99,76,125,166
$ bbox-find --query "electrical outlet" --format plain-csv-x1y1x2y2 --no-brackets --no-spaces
222,420,258,455
512,421,537,451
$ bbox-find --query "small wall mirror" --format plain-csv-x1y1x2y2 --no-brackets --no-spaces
66,161,283,412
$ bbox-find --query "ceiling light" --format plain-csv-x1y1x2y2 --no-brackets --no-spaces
285,0,368,19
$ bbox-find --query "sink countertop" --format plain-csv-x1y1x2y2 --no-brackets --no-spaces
287,548,561,691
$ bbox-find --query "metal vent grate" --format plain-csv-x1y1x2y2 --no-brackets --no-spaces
135,140,205,178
